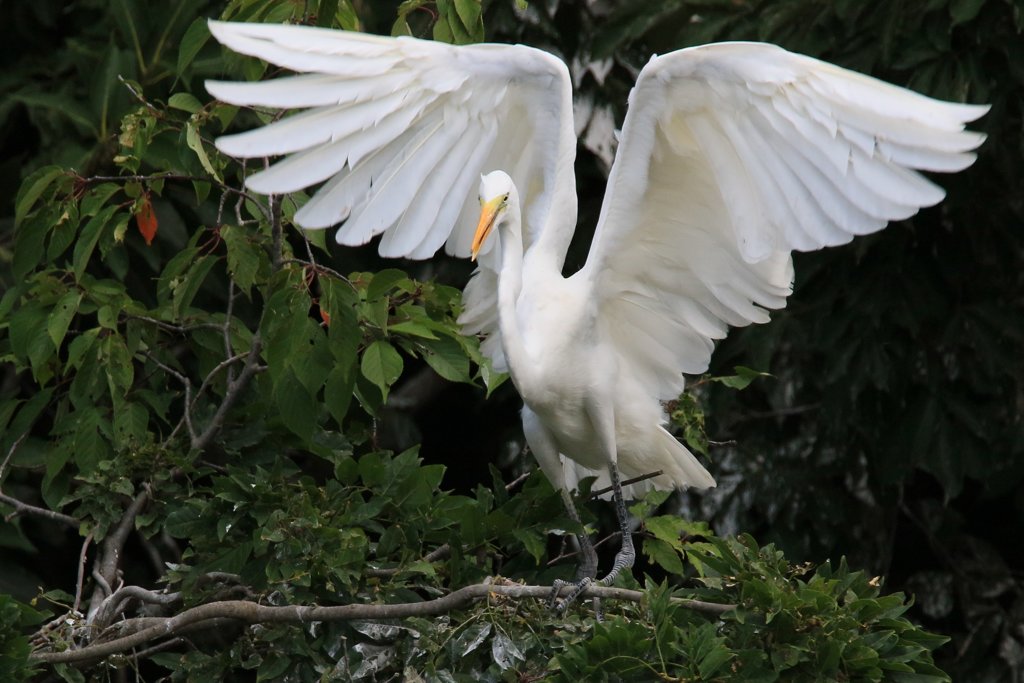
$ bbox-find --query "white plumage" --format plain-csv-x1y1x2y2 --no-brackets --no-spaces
207,21,986,599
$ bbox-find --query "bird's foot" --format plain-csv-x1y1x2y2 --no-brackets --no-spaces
548,576,597,615
595,537,636,588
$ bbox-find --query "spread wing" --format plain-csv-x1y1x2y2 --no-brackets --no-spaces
582,42,987,400
206,21,578,371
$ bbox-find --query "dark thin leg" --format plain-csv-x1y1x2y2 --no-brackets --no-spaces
598,461,635,585
557,462,635,612
549,489,602,618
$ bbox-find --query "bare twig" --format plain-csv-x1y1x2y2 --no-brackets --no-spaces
282,258,355,289
188,350,252,414
270,192,283,270
191,333,263,451
127,315,222,335
366,544,453,578
0,433,80,526
117,75,160,113
590,470,664,498
223,280,236,383
504,471,532,492
142,351,197,443
0,430,29,481
0,492,80,527
33,581,734,664
546,531,624,566
84,172,207,185
73,533,95,614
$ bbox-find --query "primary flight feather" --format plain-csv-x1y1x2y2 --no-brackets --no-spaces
206,20,986,606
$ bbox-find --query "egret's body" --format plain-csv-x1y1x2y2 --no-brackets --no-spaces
206,20,987,605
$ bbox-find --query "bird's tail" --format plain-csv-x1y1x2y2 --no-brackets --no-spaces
563,427,715,500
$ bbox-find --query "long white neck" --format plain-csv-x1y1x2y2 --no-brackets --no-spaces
494,195,533,385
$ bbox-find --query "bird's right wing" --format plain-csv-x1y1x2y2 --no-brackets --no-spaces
206,21,578,372
583,42,987,402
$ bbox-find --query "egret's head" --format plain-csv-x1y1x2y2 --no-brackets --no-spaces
471,171,515,261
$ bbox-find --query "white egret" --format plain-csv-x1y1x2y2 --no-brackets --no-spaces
206,20,987,608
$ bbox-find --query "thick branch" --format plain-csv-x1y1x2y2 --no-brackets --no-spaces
33,582,734,665
87,490,151,621
92,586,182,630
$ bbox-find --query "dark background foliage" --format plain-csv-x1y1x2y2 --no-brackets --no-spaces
484,2,1024,678
1,0,1021,680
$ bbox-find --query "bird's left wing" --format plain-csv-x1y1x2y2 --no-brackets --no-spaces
206,22,577,371
582,42,987,401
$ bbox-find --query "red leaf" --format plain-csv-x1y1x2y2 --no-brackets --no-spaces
319,308,331,327
135,194,158,246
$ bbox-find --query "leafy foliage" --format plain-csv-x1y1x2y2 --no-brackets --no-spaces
0,0,1018,680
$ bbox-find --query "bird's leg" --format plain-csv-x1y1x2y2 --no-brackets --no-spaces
596,461,635,586
549,489,601,616
555,461,635,613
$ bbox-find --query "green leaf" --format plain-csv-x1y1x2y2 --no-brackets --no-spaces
177,18,211,75
366,268,412,301
185,120,221,182
47,291,83,350
66,328,100,370
389,320,438,339
9,304,53,379
432,15,454,43
950,0,985,24
453,0,481,32
419,336,471,383
643,537,684,575
13,209,50,279
644,515,687,551
360,340,403,401
15,165,65,229
712,366,771,390
221,224,262,294
172,254,216,317
80,183,121,218
168,92,203,114
316,0,339,27
73,206,118,281
102,334,134,397
275,368,317,438
324,364,355,425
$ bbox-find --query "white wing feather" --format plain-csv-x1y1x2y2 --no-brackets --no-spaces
584,42,987,401
206,21,578,371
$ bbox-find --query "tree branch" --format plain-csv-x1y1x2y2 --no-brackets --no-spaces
366,544,453,578
32,581,734,665
0,432,80,526
590,470,664,498
92,585,182,630
87,490,151,622
191,332,263,451
0,492,80,527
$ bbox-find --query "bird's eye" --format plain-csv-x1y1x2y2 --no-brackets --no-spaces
503,193,509,202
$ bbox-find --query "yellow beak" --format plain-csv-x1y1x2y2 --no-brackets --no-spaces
470,196,504,261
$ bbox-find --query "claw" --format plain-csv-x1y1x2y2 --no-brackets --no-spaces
548,578,569,610
548,576,595,613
